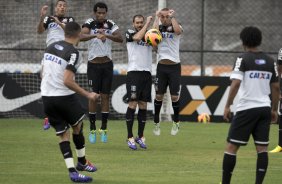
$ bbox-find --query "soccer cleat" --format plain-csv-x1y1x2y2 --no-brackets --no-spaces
127,137,137,150
69,172,92,183
135,137,147,149
171,122,180,136
99,129,108,143
43,117,50,130
88,130,96,144
269,145,282,153
76,160,97,172
153,123,161,136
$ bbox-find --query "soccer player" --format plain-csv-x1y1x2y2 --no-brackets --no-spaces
37,0,74,46
152,8,183,136
81,2,123,143
221,26,279,184
41,22,99,183
125,15,153,150
269,49,282,153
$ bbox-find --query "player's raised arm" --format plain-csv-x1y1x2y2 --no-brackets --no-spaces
37,5,48,34
168,9,182,35
105,29,123,43
133,16,153,41
153,10,161,30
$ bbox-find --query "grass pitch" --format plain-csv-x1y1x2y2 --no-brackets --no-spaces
0,119,281,184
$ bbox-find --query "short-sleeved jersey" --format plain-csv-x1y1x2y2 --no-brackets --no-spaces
43,16,74,46
41,40,81,97
82,18,119,61
157,24,183,63
230,52,278,112
125,29,152,72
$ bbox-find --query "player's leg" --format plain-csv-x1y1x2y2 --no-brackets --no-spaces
135,101,147,149
99,61,113,143
253,107,271,184
87,62,101,143
269,99,282,153
127,101,137,150
168,63,181,135
222,143,239,184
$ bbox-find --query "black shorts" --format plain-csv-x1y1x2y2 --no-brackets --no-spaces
42,94,85,135
155,63,181,96
227,107,271,146
87,61,113,94
126,71,152,102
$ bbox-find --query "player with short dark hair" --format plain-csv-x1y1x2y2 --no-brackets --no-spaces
152,8,183,136
41,22,99,183
221,26,279,184
37,0,74,46
269,48,282,153
81,2,123,144
124,15,153,150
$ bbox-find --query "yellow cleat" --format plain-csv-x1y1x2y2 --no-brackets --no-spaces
269,145,282,153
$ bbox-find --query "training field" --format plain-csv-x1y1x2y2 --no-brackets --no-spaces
1,119,282,184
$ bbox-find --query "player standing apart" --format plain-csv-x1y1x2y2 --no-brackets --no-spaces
41,22,99,183
152,8,183,136
37,0,74,130
221,26,279,184
269,48,282,153
125,15,153,150
81,2,123,143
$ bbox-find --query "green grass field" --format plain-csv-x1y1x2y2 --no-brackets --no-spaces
0,119,282,184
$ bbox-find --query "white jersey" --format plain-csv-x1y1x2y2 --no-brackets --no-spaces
41,41,81,97
230,52,278,112
157,24,183,63
82,18,119,61
43,16,74,46
125,29,152,72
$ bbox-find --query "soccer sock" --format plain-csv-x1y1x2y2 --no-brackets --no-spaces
101,112,109,130
73,133,86,165
279,115,282,146
126,107,135,138
255,152,268,184
89,112,96,131
137,109,147,138
222,152,236,184
154,99,162,123
59,141,76,173
172,100,180,122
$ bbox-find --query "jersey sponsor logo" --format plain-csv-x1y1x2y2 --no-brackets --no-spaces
161,32,174,38
54,44,64,51
44,53,62,65
0,84,41,112
48,22,59,29
249,72,270,79
69,53,77,65
255,59,266,65
234,57,242,71
137,40,150,47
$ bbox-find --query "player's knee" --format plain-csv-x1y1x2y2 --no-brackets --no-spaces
72,121,83,135
171,95,179,102
128,101,138,109
155,94,163,101
225,142,239,154
256,145,268,153
138,101,147,109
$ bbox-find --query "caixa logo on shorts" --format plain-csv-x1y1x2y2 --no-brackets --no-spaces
249,72,271,79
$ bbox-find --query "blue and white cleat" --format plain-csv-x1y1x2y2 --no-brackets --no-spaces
88,130,96,144
135,137,147,149
127,137,137,150
76,160,97,172
69,172,92,183
99,129,108,143
43,117,50,130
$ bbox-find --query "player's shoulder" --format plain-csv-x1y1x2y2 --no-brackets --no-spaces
106,19,117,26
84,18,95,24
126,29,136,34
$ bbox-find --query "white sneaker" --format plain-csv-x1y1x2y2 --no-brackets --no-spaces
153,123,161,136
171,122,179,135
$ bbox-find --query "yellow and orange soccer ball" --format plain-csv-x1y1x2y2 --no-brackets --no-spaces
145,29,162,47
197,113,211,123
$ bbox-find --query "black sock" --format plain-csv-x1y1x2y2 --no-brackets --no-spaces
89,112,96,131
222,152,236,184
126,107,135,138
73,133,86,165
172,100,180,122
154,99,162,123
137,109,147,138
101,112,109,130
255,152,268,184
279,115,282,146
59,141,76,173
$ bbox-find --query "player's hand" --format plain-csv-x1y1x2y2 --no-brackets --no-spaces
155,10,161,17
88,92,100,101
146,16,153,23
50,16,60,24
223,106,231,122
96,29,105,34
97,33,106,42
168,9,175,17
40,5,48,18
271,110,278,123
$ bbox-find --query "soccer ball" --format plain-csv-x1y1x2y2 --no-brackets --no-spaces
144,29,162,47
197,113,210,123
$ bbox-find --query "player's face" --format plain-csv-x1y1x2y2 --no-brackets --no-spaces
159,10,171,26
55,1,67,17
95,7,107,22
133,17,144,31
